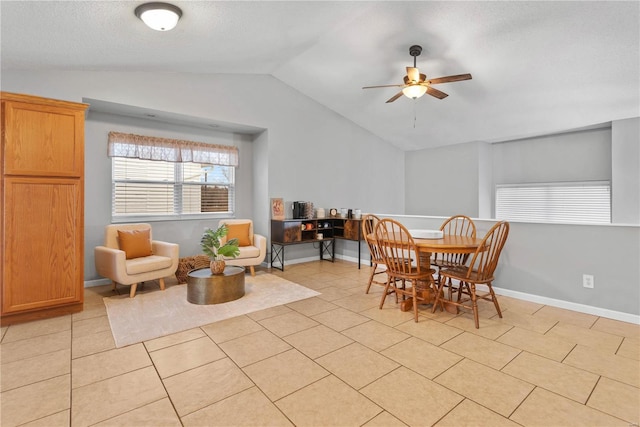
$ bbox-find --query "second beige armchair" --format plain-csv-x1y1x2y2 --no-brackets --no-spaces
218,219,266,276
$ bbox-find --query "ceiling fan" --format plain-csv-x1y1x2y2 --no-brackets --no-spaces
363,45,472,103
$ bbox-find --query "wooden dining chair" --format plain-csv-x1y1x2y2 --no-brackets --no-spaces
431,215,476,298
432,215,476,269
375,219,435,322
362,214,388,294
432,220,509,328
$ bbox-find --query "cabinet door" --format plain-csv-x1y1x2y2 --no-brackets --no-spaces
271,220,302,243
2,101,84,177
2,177,83,313
344,220,361,240
283,222,302,242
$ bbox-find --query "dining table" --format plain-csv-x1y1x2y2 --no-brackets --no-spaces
368,230,486,313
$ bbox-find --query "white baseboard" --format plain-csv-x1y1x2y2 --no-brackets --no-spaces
268,255,326,269
268,254,363,269
482,284,640,325
335,254,364,265
84,278,112,288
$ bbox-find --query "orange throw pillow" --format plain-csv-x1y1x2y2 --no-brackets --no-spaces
118,229,153,259
226,223,251,247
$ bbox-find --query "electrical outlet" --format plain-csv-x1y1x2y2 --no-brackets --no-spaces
583,274,594,289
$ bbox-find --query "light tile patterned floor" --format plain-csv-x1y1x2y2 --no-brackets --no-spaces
1,260,639,426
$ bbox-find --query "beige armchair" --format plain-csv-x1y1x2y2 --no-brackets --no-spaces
218,219,266,276
94,223,179,298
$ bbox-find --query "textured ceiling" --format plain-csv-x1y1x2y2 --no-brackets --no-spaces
1,1,638,151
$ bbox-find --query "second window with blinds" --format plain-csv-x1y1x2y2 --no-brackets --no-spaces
495,181,611,224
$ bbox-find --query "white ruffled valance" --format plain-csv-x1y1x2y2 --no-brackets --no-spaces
108,131,238,166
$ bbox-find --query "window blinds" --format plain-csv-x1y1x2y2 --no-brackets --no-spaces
110,132,237,218
495,182,611,224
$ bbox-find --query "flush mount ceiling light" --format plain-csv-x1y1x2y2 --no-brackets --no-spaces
135,2,182,31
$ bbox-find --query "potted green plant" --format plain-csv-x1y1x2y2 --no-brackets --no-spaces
200,224,240,274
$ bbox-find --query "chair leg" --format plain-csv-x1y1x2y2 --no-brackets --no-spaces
365,262,377,294
159,278,166,291
379,275,393,309
432,277,447,313
412,280,419,322
487,283,503,318
250,266,256,276
129,283,138,298
470,283,480,329
458,281,466,302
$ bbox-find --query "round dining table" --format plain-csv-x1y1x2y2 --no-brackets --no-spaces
413,234,484,255
368,231,485,312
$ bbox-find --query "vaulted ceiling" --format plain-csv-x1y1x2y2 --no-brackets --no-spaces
2,1,638,151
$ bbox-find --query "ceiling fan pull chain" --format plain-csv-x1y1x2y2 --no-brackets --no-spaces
413,99,417,128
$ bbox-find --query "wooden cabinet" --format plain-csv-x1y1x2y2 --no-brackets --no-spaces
1,92,88,324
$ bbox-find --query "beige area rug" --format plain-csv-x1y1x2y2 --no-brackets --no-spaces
103,273,320,348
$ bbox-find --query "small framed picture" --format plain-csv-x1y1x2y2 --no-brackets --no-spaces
271,198,284,220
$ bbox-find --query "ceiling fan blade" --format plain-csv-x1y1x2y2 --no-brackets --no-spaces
406,67,420,83
386,91,404,103
426,86,449,99
362,84,404,89
427,73,472,85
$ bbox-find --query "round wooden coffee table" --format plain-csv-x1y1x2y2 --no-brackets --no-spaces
186,266,245,304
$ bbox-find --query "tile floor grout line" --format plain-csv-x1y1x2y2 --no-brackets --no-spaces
0,370,71,395
144,332,205,354
559,343,579,364
431,398,467,427
145,338,186,426
506,384,537,421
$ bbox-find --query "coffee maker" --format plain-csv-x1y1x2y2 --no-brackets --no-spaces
292,201,306,219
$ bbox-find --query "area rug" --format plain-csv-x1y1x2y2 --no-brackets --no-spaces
103,273,320,347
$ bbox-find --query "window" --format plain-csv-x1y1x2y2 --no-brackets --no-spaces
112,158,235,219
495,182,611,224
109,132,238,221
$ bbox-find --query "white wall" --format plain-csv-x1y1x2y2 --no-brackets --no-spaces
1,70,405,279
405,141,483,217
492,127,611,186
612,117,640,224
406,126,620,221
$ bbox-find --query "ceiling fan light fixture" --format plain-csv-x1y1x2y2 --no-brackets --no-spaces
402,84,428,99
135,2,182,31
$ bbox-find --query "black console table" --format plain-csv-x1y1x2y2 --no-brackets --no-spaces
270,218,365,271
